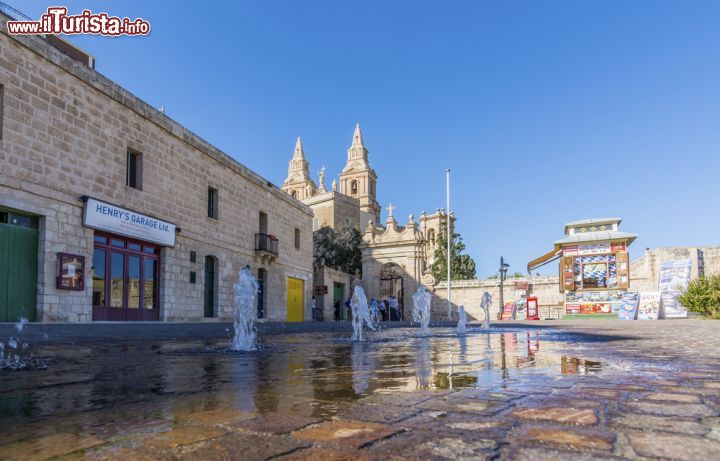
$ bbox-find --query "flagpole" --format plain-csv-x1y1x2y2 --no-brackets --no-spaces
446,169,451,320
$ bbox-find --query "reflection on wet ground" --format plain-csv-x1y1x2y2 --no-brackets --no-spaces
9,325,699,460
0,329,606,444
1,329,597,422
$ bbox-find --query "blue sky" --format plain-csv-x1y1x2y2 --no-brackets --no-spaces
20,1,720,277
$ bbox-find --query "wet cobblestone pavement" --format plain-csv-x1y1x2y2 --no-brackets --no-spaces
2,320,720,460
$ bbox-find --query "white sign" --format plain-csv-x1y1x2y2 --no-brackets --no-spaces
578,243,611,255
659,259,691,318
83,197,176,247
637,291,662,320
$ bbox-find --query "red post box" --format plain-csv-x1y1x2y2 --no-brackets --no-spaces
526,296,539,320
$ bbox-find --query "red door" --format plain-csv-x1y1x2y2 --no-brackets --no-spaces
92,232,160,321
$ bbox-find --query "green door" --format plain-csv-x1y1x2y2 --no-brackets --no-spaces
0,213,39,322
333,282,345,320
204,256,215,318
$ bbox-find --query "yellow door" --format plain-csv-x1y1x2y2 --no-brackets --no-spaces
286,277,304,322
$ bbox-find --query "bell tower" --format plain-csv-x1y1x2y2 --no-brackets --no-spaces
339,124,380,224
281,137,316,200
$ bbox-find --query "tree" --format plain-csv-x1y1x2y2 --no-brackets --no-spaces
431,222,476,281
313,224,362,275
677,275,720,319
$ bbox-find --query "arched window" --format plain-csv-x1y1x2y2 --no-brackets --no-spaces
351,180,358,196
427,229,435,244
291,190,297,199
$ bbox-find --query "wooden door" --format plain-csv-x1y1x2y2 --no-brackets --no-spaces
286,277,304,322
0,221,38,322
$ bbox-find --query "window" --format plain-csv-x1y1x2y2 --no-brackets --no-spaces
312,217,320,231
573,254,618,290
208,187,218,219
0,84,4,140
291,190,297,199
428,229,435,243
294,228,301,250
190,251,197,263
351,180,358,196
126,150,142,189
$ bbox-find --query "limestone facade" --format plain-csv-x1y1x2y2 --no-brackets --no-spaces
281,125,379,232
0,17,314,322
303,191,360,231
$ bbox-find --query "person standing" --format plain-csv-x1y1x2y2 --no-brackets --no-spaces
345,297,352,322
371,298,379,324
334,299,341,322
380,299,387,321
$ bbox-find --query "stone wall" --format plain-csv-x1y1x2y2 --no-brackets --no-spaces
0,19,314,322
431,277,563,321
630,246,720,293
304,191,360,230
314,266,354,320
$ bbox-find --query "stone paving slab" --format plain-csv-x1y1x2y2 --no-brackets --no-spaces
6,320,720,459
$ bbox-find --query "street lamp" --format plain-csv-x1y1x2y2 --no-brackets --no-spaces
498,257,510,319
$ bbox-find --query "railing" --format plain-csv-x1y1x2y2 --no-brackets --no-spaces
255,233,279,256
0,2,34,22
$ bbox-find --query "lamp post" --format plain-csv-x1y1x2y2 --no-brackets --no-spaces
446,169,451,320
498,257,510,320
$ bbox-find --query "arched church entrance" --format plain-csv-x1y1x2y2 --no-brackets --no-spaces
380,263,404,320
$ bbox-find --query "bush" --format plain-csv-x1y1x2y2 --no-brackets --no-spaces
677,275,720,319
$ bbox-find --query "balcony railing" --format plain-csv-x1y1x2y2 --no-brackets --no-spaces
255,233,279,257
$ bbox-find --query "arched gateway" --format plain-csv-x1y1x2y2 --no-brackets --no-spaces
380,262,404,307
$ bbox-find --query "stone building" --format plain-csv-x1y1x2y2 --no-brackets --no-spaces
281,125,376,232
0,15,314,323
280,125,455,316
361,209,451,312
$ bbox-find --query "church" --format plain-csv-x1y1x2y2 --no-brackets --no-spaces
281,125,452,318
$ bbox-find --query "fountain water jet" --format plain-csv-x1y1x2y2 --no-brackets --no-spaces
480,292,492,330
350,285,376,341
231,267,259,351
412,286,432,336
1,317,36,370
457,305,467,335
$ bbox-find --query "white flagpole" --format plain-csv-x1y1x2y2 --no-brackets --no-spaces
446,169,451,320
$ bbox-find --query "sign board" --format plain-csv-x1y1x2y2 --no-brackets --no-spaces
637,291,662,320
56,253,85,290
563,245,579,256
515,299,527,321
526,296,539,320
611,242,626,253
83,197,176,246
658,259,691,319
618,292,639,320
659,259,692,292
315,285,328,296
578,243,611,255
501,302,516,320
